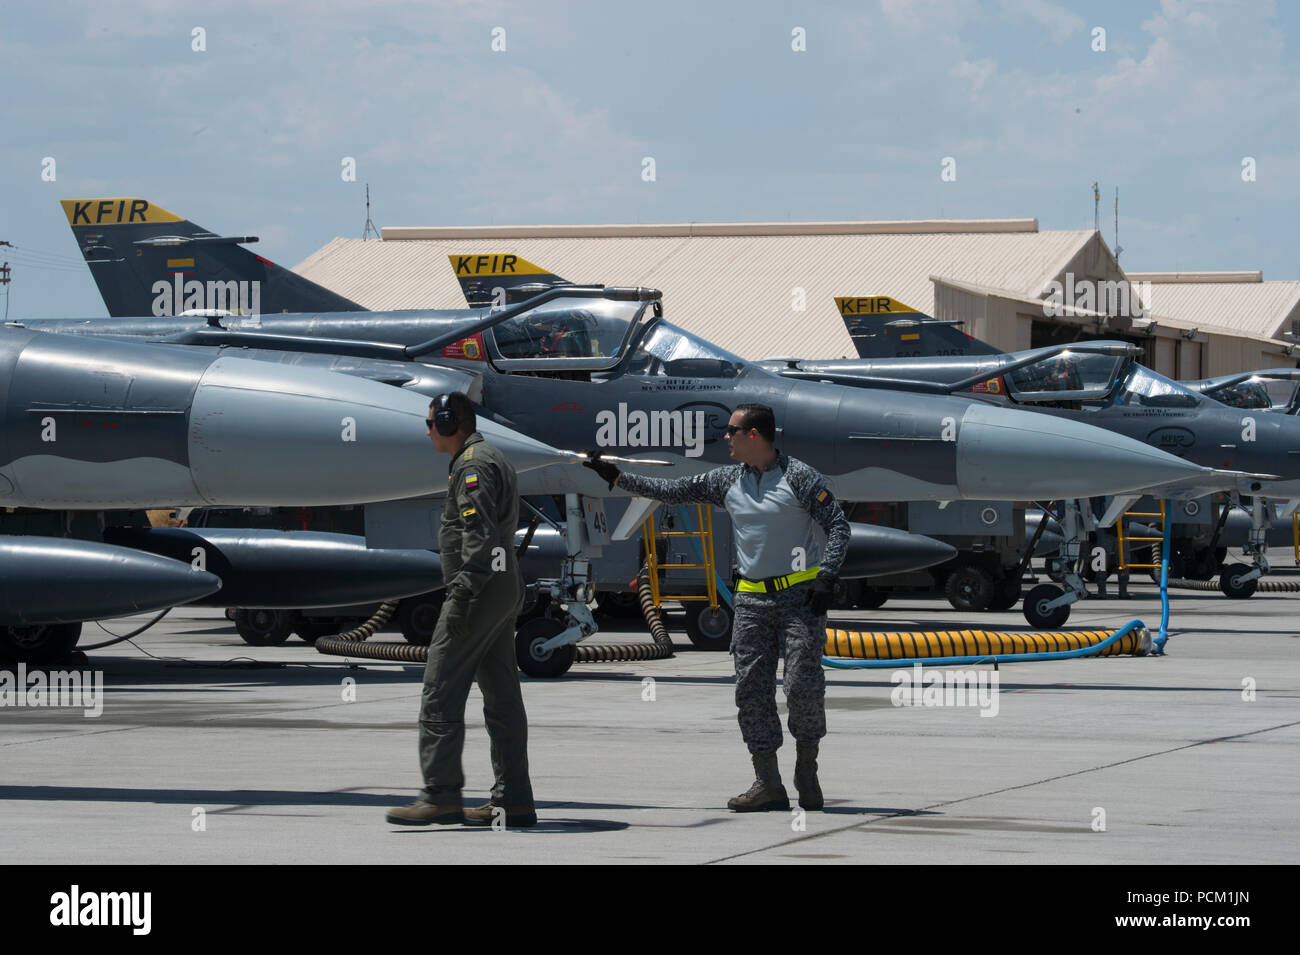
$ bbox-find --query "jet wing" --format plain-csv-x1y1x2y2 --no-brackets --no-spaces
1139,468,1281,500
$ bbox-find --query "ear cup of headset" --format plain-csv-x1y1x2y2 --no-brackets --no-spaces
433,395,459,436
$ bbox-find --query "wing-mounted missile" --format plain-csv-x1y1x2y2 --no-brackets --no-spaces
103,527,442,608
0,536,220,626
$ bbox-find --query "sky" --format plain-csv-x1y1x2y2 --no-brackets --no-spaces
2,0,1298,318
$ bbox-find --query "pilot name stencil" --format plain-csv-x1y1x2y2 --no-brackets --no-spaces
595,402,706,458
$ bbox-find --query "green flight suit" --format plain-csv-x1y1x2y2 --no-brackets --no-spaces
418,432,534,807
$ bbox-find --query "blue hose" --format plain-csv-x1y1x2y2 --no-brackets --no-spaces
823,618,1148,669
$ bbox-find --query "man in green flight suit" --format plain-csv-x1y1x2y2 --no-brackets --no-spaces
386,392,537,828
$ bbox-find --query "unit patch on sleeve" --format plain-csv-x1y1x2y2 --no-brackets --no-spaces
816,489,831,505
464,472,479,488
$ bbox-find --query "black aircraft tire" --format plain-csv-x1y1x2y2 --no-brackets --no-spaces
293,616,337,644
595,591,643,619
986,575,1023,612
1218,564,1259,599
1023,584,1070,629
855,587,889,610
685,605,732,651
945,564,994,612
234,609,293,646
397,591,446,646
0,621,82,664
515,617,575,677
831,579,856,611
1189,549,1220,581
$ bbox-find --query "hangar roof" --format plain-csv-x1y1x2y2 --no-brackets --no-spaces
1127,272,1300,342
294,219,1102,360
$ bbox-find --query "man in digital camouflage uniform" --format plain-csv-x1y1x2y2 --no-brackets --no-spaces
586,403,849,811
387,392,537,828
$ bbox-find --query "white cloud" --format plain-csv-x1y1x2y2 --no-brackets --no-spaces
998,0,1085,44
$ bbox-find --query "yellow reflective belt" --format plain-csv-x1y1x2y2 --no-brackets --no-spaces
736,566,820,593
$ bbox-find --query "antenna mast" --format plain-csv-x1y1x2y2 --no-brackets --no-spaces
361,185,379,240
1113,187,1122,263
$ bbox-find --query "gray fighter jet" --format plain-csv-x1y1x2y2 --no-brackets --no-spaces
0,323,578,662
1185,369,1300,414
759,298,1300,603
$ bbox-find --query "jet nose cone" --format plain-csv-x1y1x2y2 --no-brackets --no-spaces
840,523,957,578
956,403,1215,499
188,358,568,506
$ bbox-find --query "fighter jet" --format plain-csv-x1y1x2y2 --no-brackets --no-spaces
17,287,1237,505
1185,369,1300,414
44,208,1265,627
60,197,568,317
758,296,1300,601
0,324,581,662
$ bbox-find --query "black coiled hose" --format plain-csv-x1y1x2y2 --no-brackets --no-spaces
314,566,675,668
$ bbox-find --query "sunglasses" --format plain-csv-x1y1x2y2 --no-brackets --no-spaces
724,425,753,437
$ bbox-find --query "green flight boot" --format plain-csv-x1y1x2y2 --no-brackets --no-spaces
794,741,824,810
727,752,790,812
385,797,464,826
464,802,538,828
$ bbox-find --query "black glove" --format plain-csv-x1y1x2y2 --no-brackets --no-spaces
583,457,621,489
807,576,837,616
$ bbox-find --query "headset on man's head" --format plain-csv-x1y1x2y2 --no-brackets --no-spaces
431,394,460,437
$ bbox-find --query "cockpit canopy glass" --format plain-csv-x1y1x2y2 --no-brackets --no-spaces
631,321,745,378
1114,365,1204,408
1210,377,1300,411
488,296,645,362
1004,351,1125,402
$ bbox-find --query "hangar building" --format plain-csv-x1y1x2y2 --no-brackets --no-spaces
295,218,1296,379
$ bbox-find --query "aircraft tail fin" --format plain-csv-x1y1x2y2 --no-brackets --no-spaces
448,254,574,307
834,295,1003,358
61,198,365,316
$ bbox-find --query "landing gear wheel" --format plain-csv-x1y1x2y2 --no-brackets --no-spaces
1218,563,1258,599
831,579,855,611
1023,584,1070,628
292,615,336,644
855,587,889,610
986,575,1022,612
945,565,994,612
595,591,642,619
515,617,574,678
397,591,445,646
685,605,732,651
234,609,293,646
0,621,82,663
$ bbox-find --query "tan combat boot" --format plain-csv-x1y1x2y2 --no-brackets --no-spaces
794,741,824,810
464,802,538,828
385,797,464,826
727,753,790,812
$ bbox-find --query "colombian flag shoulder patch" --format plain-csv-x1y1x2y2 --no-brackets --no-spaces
816,489,831,505
464,472,479,488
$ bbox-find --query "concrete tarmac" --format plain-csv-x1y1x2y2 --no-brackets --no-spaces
2,584,1297,864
